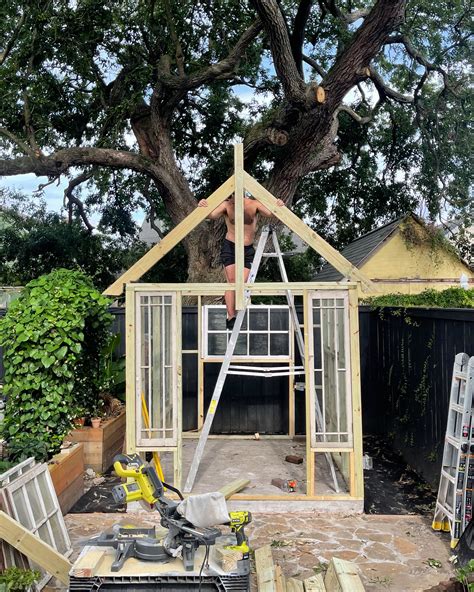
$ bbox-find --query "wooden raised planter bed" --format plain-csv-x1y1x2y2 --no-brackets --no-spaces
69,410,125,473
48,442,84,514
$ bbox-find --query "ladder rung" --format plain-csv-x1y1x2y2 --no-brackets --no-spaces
445,434,462,448
451,403,465,414
440,469,456,484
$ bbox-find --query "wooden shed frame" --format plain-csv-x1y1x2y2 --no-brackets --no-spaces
105,144,374,502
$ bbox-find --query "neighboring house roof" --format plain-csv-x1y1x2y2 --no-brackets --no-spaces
316,215,408,281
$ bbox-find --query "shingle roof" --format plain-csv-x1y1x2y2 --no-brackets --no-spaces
315,215,408,281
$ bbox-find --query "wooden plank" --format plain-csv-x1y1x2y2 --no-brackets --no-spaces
103,176,235,296
303,290,314,496
243,173,376,293
275,564,286,592
218,478,250,499
255,545,277,592
348,288,364,498
128,282,355,294
214,547,243,572
70,549,106,578
125,286,137,454
304,574,326,591
175,292,183,490
324,558,365,592
0,511,71,585
287,578,304,591
234,143,245,311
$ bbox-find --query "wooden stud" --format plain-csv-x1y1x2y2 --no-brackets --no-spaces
175,292,183,489
125,286,137,454
348,288,364,498
287,578,305,592
304,574,326,591
103,176,235,296
0,511,71,585
303,290,314,497
234,143,245,311
218,478,250,499
324,558,365,592
197,295,204,430
243,173,376,293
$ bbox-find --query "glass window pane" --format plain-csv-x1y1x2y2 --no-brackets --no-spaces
208,334,227,355
38,473,55,515
208,309,226,331
313,327,322,368
312,309,321,325
12,489,33,530
249,334,268,355
336,308,346,368
336,298,344,307
270,334,289,356
270,311,289,331
26,480,44,523
38,523,53,547
234,334,247,355
49,513,67,554
249,309,268,330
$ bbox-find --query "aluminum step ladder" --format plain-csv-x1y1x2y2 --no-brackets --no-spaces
432,353,474,547
184,226,340,493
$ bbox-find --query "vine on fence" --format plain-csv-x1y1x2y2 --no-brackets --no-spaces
0,269,113,461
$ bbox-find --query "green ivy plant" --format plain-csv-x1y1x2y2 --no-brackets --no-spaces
362,287,474,310
0,269,113,461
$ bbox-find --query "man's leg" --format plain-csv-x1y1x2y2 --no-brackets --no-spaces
224,264,236,321
223,265,251,328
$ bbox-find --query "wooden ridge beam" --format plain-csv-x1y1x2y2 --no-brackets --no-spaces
234,143,245,310
103,176,235,296
243,173,376,293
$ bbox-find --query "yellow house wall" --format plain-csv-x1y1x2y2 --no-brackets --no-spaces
361,230,473,295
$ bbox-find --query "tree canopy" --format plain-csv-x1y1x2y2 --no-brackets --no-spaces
0,0,471,281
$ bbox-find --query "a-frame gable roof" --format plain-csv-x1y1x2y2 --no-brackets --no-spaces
104,154,376,296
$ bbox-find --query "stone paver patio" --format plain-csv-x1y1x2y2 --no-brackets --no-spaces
43,510,456,591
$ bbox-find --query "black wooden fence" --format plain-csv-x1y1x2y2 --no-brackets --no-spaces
359,306,474,487
1,304,473,486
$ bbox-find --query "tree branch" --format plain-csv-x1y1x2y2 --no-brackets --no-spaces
0,147,173,187
302,53,327,78
0,128,37,158
63,170,95,232
322,0,406,108
385,34,458,96
337,104,372,124
290,0,313,77
369,67,414,103
0,8,26,65
251,0,307,104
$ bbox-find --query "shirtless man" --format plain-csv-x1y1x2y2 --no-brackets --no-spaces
198,193,285,329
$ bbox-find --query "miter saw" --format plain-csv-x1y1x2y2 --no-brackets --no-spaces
91,453,251,574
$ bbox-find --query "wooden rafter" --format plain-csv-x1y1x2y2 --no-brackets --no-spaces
103,176,235,296
234,143,245,310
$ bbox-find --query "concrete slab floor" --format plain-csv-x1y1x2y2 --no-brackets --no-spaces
43,511,455,592
164,438,348,496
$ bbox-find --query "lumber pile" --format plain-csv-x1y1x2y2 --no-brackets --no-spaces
254,544,365,591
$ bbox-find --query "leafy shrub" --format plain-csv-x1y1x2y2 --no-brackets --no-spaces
362,287,474,309
0,567,40,591
0,269,113,461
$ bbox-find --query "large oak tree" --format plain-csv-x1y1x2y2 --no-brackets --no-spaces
0,0,471,281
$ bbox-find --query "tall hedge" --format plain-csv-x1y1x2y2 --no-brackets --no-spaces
0,269,113,461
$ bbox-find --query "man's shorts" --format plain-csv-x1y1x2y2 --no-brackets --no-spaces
221,238,255,269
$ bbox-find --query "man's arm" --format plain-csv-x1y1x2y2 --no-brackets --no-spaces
256,198,285,217
197,199,227,219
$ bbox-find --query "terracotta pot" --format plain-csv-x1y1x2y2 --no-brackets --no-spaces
91,417,102,429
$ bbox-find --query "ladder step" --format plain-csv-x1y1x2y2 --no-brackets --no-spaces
440,469,456,484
